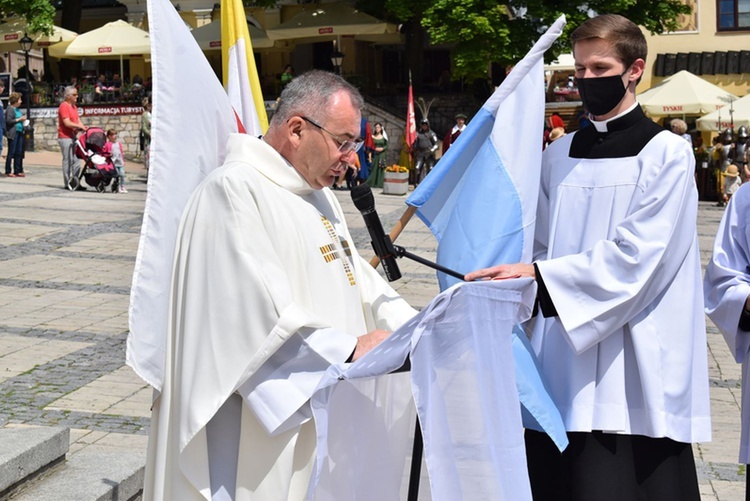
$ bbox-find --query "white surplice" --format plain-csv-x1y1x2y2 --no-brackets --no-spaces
704,183,750,462
530,106,711,443
143,133,417,500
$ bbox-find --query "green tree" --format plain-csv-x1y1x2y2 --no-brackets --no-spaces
424,0,690,81
0,0,55,34
368,0,690,85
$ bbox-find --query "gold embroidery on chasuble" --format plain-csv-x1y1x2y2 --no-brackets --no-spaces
319,216,356,286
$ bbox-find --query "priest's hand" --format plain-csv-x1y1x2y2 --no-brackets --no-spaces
464,263,535,282
351,329,390,362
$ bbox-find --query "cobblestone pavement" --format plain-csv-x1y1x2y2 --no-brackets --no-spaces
0,151,745,499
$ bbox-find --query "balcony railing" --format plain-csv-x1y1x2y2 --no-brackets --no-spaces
17,82,149,108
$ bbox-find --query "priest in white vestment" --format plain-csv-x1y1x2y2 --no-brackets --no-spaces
466,14,710,500
143,71,417,500
704,183,750,498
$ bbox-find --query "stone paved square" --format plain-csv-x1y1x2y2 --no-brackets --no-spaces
0,152,745,499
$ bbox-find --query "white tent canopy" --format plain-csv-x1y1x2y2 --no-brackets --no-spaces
544,53,575,71
266,4,400,44
191,18,275,50
637,70,738,117
697,93,750,132
49,20,150,58
49,20,150,79
0,18,76,51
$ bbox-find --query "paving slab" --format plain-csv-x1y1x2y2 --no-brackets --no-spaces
0,154,745,499
0,426,69,494
10,449,145,501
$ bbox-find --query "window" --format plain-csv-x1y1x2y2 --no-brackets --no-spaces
718,0,750,30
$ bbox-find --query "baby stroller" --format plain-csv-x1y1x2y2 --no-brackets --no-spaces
68,127,119,192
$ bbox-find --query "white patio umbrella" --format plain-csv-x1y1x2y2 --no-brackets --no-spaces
697,93,750,132
544,53,575,71
637,70,738,117
48,20,150,77
266,4,400,44
0,18,77,50
191,19,275,50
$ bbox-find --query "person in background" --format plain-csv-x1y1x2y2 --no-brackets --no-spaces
412,118,438,185
58,85,87,190
466,14,710,500
442,113,467,154
576,109,592,130
716,129,735,206
670,118,693,146
355,116,373,186
141,97,152,173
546,126,565,148
366,122,389,188
731,126,749,182
280,64,294,93
548,111,565,130
105,129,127,193
4,93,26,178
95,74,113,101
722,163,742,205
0,80,5,161
111,74,123,98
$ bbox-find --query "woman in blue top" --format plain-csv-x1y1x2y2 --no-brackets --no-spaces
4,92,25,177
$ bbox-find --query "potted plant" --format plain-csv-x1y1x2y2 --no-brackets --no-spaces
80,83,95,104
383,164,409,195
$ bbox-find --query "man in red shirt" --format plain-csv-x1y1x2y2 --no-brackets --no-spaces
58,86,87,190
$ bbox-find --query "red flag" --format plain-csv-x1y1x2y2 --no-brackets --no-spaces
405,74,417,151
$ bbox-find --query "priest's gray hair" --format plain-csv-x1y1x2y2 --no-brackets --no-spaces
271,70,364,127
64,86,77,98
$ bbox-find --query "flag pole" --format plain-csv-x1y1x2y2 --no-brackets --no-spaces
370,70,419,268
369,205,417,268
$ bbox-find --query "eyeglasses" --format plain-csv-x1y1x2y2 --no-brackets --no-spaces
300,116,363,154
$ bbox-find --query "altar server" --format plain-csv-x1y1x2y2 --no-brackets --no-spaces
704,182,750,499
466,14,710,500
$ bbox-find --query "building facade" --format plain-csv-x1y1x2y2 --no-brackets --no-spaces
640,0,750,96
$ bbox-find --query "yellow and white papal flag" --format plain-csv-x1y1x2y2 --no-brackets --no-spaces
222,0,268,135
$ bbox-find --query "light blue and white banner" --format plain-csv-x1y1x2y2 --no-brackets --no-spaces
407,16,567,291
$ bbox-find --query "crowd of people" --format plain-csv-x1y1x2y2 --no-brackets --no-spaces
53,85,152,192
703,125,750,206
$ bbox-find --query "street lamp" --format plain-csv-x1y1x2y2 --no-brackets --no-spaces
19,34,33,151
330,50,344,75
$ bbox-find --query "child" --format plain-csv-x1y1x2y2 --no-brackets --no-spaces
723,163,742,205
105,129,127,193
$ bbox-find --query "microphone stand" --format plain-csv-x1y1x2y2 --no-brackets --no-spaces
386,245,463,501
392,244,465,281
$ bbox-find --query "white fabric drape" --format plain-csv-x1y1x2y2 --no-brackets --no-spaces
310,279,537,501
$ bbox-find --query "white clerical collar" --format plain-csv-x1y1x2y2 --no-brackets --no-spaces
590,101,639,133
225,133,316,195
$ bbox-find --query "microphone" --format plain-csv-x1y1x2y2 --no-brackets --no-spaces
351,185,402,282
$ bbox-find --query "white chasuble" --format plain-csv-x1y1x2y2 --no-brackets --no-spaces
143,134,417,500
705,183,750,462
530,107,711,444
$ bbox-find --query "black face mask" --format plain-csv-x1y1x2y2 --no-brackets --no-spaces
576,69,629,117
